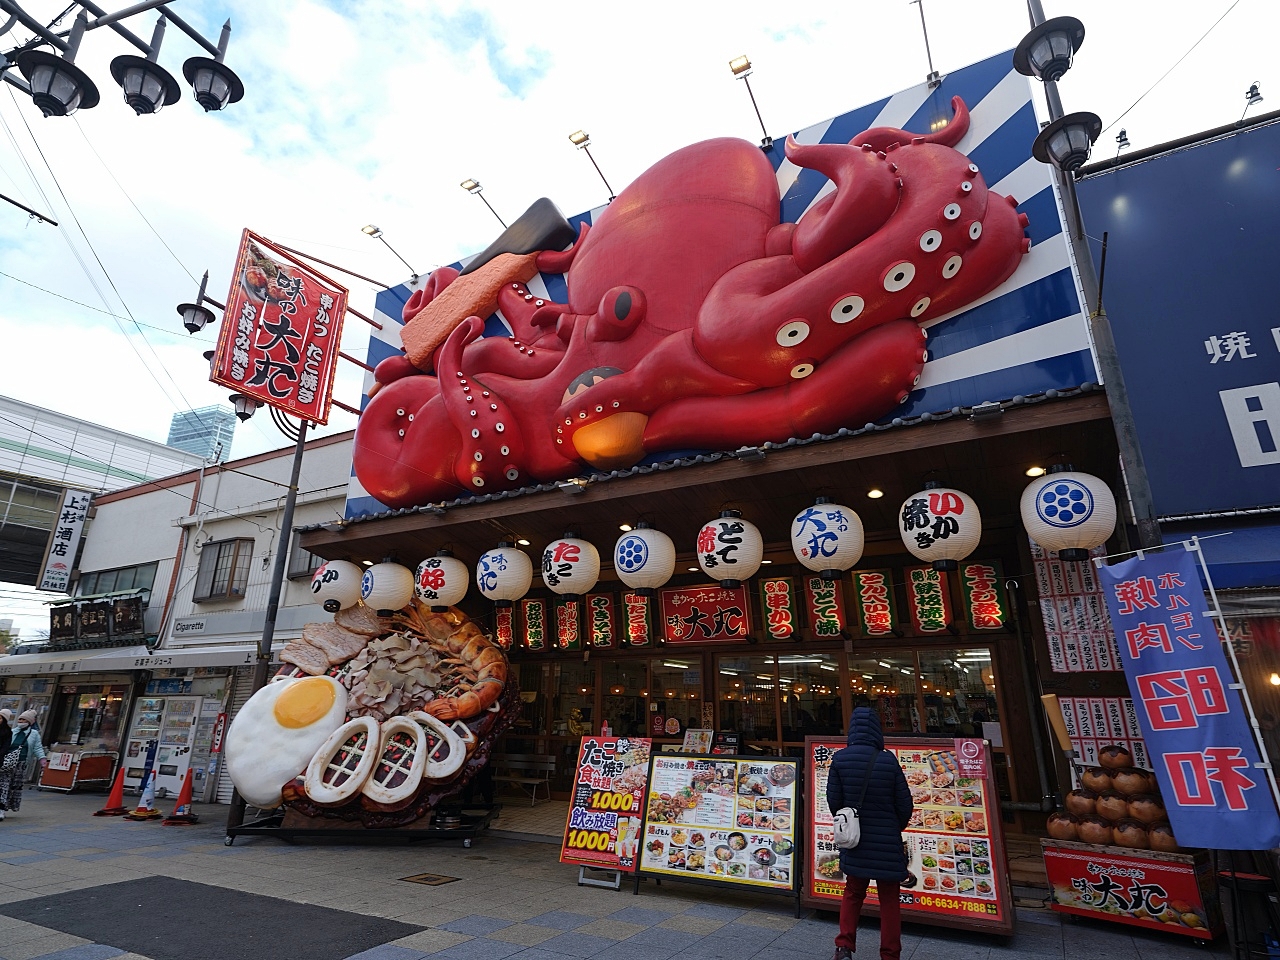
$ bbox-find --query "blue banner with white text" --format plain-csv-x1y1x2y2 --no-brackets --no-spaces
1099,548,1280,850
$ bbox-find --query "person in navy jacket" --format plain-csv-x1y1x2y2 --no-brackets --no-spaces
825,705,914,960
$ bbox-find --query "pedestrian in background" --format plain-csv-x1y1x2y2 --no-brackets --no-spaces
826,705,914,960
0,710,47,819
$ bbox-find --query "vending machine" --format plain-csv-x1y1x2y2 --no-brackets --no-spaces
122,696,202,797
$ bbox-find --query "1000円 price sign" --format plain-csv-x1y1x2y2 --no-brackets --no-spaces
636,754,800,896
803,736,1015,935
559,737,653,871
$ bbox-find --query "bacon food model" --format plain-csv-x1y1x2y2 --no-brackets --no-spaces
224,599,517,827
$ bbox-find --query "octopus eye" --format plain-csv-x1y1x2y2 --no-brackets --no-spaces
968,221,982,240
775,320,810,347
500,445,510,456
506,468,520,481
474,452,484,462
942,255,963,279
789,362,815,379
472,477,485,487
943,203,962,220
883,262,916,292
919,230,942,253
968,163,979,174
910,297,931,318
829,295,864,324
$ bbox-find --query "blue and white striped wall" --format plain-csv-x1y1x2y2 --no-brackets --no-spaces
345,50,1094,521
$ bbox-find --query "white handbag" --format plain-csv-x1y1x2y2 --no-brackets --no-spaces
833,752,881,850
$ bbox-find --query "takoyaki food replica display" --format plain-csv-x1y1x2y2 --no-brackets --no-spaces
224,560,518,829
1045,742,1180,852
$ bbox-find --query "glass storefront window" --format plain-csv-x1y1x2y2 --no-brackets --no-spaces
916,648,999,737
603,660,649,738
652,658,702,739
848,655,920,734
778,653,843,742
551,661,594,738
54,684,128,747
510,662,546,739
717,655,780,746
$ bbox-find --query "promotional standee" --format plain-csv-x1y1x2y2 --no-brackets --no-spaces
804,737,1015,936
635,754,801,912
560,737,653,882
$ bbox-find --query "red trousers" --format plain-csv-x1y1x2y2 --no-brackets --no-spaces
836,876,901,959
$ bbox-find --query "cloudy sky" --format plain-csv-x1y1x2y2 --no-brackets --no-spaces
0,0,1273,634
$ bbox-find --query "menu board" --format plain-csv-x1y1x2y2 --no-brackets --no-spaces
560,737,653,871
637,754,799,894
803,737,1015,935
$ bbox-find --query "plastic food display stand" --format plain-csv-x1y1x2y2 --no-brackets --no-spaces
1041,838,1222,943
38,751,118,793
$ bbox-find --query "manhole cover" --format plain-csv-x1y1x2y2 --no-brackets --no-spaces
399,873,461,886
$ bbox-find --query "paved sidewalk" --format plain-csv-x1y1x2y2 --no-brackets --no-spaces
0,792,1227,960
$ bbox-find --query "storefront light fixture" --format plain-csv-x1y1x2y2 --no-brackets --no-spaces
687,566,698,572
619,523,633,532
1025,465,1046,477
568,129,616,202
517,538,530,546
1270,672,1280,686
662,661,690,669
867,489,884,499
728,53,772,149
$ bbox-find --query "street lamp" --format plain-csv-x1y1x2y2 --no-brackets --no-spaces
729,55,772,149
568,130,616,202
15,13,99,117
228,393,261,422
176,271,220,334
109,16,180,115
1032,111,1102,171
181,21,243,112
459,179,507,228
360,224,418,281
1013,15,1085,83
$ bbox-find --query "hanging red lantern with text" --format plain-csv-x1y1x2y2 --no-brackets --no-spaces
760,577,798,640
904,566,953,634
542,534,601,598
696,510,763,588
899,482,982,571
791,499,864,579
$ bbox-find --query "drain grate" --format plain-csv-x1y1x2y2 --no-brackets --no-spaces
399,873,461,886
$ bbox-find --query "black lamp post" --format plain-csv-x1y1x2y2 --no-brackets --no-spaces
109,16,180,115
15,13,99,117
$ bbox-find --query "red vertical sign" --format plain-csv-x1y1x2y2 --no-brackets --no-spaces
804,576,847,638
760,577,797,639
622,592,653,647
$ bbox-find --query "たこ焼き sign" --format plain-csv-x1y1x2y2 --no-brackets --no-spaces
211,230,348,424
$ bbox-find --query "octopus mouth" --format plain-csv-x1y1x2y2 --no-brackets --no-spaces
562,366,622,403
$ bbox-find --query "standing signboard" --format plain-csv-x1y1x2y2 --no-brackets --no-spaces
1098,548,1280,849
635,753,799,907
803,737,1015,935
560,737,653,871
210,230,348,424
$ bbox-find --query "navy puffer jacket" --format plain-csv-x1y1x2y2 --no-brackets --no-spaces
826,707,914,881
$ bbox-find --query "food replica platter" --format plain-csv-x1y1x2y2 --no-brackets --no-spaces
632,753,802,915
223,600,518,844
803,736,1015,936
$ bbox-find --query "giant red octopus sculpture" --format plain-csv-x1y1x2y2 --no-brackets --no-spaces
354,96,1030,508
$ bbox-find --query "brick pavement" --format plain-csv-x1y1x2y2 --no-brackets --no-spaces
0,792,1227,960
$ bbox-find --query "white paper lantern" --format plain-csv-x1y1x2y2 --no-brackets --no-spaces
615,523,676,595
476,543,533,606
542,533,601,597
696,510,764,587
1021,466,1117,561
360,561,415,613
310,559,364,613
415,551,469,608
791,499,865,579
899,483,982,571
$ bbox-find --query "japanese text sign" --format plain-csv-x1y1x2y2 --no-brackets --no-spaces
211,230,348,424
905,566,951,634
804,576,847,638
38,489,91,593
560,736,652,871
622,592,653,646
760,577,797,640
556,597,581,650
1099,549,1280,849
660,584,751,643
960,560,1006,631
587,593,616,649
852,569,898,638
521,598,547,651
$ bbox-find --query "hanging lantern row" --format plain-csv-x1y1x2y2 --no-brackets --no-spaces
312,469,1116,613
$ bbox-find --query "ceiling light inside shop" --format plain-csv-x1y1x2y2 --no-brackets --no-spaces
819,664,837,672
867,489,884,499
619,524,633,532
662,661,690,669
688,566,698,572
720,670,738,676
517,538,530,546
1271,673,1280,686
761,559,772,564
862,674,874,679
1025,466,1047,477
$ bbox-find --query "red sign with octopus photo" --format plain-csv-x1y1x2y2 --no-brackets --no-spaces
211,230,347,424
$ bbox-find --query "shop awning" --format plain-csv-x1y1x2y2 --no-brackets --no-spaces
85,643,269,671
0,645,151,677
1162,519,1280,589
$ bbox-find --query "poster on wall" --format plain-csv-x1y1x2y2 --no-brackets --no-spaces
803,737,1015,935
1099,548,1280,849
1032,541,1118,673
637,754,798,895
560,737,653,871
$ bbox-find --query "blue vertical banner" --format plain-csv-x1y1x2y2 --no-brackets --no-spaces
1099,549,1280,850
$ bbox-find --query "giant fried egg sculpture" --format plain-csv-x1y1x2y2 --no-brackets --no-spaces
225,675,347,808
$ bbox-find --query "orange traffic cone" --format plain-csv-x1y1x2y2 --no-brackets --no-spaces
93,766,129,817
124,770,162,821
162,769,199,826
